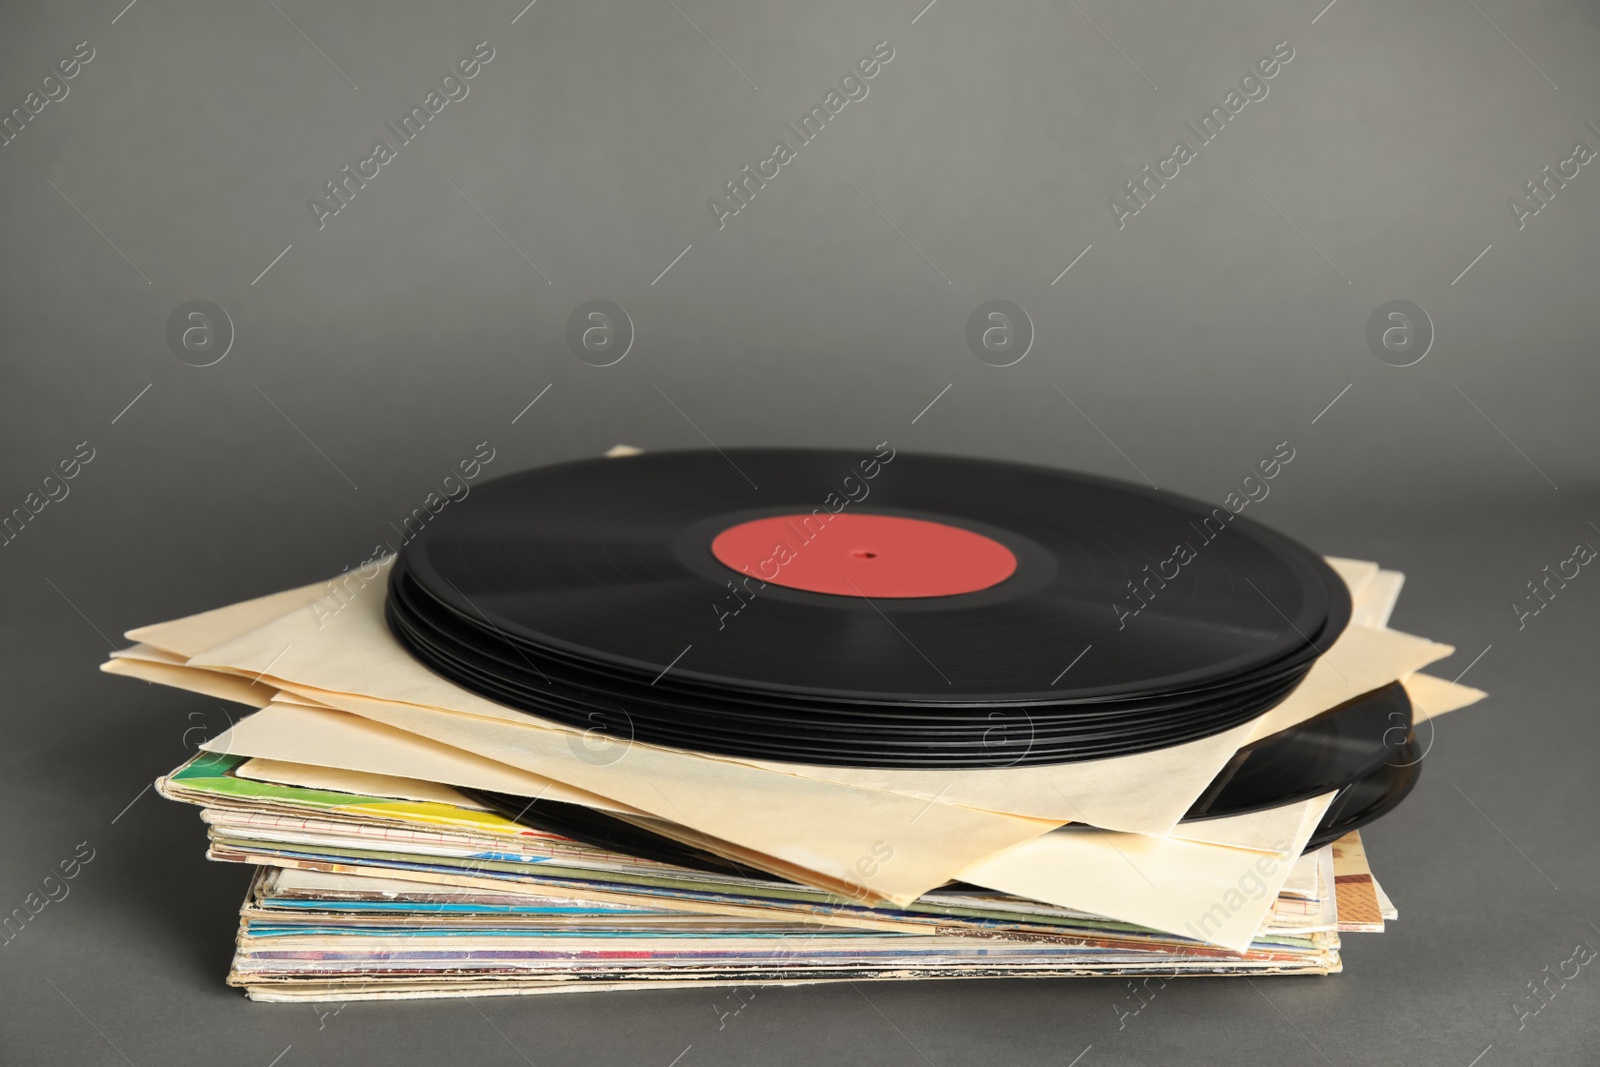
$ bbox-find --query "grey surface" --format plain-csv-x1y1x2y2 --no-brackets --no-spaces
2,0,1598,1063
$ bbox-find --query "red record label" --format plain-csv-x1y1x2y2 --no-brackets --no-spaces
710,512,1018,598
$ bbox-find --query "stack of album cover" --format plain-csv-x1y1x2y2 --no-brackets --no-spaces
105,452,1484,1000
157,751,1388,1000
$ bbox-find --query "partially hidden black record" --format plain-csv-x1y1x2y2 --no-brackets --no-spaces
1302,734,1423,852
468,688,1421,876
468,709,1421,883
461,789,772,881
1185,682,1414,821
387,448,1351,768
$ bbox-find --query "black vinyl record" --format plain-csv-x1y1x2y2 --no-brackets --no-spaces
1185,682,1414,821
467,723,1423,891
461,789,772,881
1303,734,1423,851
387,449,1350,767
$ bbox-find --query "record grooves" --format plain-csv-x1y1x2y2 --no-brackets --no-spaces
386,449,1353,769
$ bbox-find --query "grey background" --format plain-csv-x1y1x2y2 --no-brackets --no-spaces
1,0,1597,1063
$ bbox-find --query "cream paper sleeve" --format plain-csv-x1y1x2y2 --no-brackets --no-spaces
126,579,332,657
959,791,1336,953
204,701,1332,949
176,559,1447,833
114,555,1461,900
207,701,644,815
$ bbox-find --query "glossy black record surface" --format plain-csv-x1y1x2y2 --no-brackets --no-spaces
1302,734,1422,852
1185,683,1413,820
396,449,1345,701
387,449,1350,766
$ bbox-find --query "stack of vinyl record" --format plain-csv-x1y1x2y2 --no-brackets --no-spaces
107,448,1485,1000
385,449,1412,832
